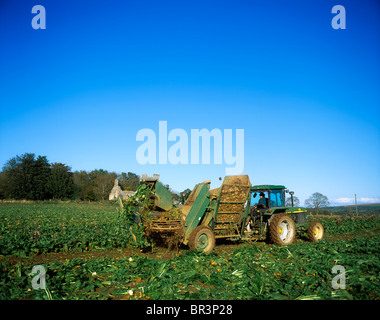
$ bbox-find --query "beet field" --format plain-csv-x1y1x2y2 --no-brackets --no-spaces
0,202,379,300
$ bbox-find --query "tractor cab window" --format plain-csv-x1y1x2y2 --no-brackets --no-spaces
251,191,269,207
269,190,285,207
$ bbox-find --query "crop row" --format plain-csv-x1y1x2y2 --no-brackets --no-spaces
0,203,135,256
1,203,380,257
310,215,380,235
1,234,379,300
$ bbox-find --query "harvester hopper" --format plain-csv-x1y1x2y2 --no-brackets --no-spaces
147,175,252,251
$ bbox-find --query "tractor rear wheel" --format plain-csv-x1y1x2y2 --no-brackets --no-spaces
307,221,324,243
269,213,296,246
188,226,216,253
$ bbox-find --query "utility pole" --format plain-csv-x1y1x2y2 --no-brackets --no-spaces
355,194,359,216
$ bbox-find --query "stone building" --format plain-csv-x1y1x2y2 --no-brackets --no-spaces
108,179,136,200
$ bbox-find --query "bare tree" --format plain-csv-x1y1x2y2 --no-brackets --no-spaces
285,196,300,207
305,192,329,214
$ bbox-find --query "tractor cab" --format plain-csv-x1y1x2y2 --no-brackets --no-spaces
250,185,286,210
249,185,308,225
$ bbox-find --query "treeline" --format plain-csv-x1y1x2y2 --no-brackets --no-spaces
0,153,141,201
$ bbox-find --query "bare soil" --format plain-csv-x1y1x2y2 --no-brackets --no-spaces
2,228,379,267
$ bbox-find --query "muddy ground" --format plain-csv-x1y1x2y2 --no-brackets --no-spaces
3,229,379,267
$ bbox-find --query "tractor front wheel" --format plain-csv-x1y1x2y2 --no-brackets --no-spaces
269,213,296,246
188,226,216,253
307,221,324,243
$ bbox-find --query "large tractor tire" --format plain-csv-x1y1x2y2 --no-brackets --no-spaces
307,221,324,243
269,213,296,246
188,226,216,253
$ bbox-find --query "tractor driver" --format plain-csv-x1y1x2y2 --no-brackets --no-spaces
258,192,268,208
250,192,268,217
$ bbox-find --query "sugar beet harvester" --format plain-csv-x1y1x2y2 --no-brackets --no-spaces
140,175,324,253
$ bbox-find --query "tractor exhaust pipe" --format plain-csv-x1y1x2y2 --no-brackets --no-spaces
289,191,294,207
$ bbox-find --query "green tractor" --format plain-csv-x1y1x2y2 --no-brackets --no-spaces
146,175,324,253
247,185,324,246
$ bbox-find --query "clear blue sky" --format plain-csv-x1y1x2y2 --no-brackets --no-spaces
1,0,379,205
